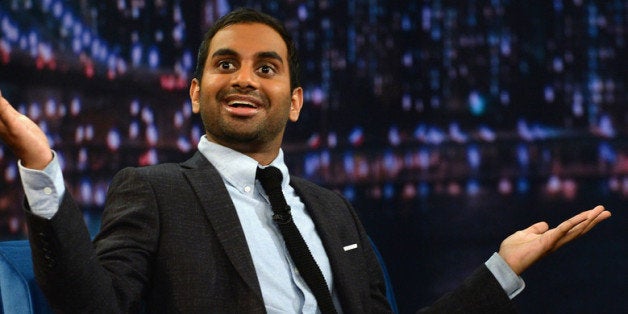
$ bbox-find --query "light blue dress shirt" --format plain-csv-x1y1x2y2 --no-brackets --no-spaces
18,138,524,311
197,137,341,313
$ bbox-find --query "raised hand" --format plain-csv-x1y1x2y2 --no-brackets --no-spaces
498,205,611,275
0,89,52,170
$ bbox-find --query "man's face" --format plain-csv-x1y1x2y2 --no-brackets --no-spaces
190,23,303,156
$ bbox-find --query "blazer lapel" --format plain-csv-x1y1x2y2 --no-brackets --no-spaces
181,152,263,300
290,177,364,312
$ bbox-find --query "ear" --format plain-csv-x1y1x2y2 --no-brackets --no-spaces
289,87,304,122
190,78,201,113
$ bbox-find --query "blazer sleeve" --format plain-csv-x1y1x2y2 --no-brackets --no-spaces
416,265,517,313
345,203,516,314
25,167,159,313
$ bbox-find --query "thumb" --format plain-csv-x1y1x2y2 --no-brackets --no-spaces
525,221,549,234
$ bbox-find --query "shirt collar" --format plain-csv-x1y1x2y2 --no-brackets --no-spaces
197,136,291,192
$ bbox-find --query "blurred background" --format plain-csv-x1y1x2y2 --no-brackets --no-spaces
0,0,625,313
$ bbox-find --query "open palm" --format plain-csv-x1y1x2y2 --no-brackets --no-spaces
498,205,611,275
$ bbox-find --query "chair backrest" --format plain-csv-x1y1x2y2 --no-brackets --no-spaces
369,237,399,314
0,240,52,314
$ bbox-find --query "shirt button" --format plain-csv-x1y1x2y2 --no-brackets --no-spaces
43,187,53,195
244,186,252,193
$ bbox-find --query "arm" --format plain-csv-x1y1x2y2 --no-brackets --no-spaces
2,90,157,311
416,265,516,313
25,167,159,312
328,185,515,313
1,89,62,218
416,206,611,313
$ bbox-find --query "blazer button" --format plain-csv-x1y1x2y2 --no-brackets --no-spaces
43,254,56,268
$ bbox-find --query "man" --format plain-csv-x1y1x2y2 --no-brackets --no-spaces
0,8,611,313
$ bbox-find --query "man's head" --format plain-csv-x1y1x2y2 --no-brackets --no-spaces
189,8,304,165
194,8,300,91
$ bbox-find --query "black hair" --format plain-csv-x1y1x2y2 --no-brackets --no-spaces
193,8,300,91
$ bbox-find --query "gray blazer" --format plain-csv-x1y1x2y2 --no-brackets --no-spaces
25,152,515,313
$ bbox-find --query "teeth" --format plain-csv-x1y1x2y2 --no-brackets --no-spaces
228,101,256,108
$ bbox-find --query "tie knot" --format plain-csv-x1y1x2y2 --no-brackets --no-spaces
256,166,283,190
256,166,291,223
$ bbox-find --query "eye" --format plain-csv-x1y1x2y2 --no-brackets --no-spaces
258,64,276,76
217,60,235,71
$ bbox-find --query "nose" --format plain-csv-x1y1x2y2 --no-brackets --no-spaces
231,64,259,89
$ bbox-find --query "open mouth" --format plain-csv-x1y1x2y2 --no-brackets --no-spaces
228,101,258,109
224,97,261,117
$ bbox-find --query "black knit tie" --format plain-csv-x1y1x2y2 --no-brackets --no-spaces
256,166,337,314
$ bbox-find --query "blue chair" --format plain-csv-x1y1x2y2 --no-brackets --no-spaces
0,239,398,313
0,240,52,313
369,237,399,314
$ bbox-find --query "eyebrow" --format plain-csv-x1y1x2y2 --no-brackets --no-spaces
211,48,284,64
211,48,238,58
256,51,284,64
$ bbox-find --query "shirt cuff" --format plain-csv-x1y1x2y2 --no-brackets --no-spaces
485,252,526,299
18,151,65,219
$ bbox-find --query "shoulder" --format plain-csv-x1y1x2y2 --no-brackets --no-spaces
290,176,340,196
111,152,216,188
290,175,354,211
113,162,183,183
116,152,210,178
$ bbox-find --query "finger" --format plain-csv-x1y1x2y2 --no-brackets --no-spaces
553,210,591,236
0,92,21,124
551,206,611,250
0,96,14,132
0,102,23,138
578,207,611,235
555,205,606,233
585,205,605,220
567,206,607,236
540,208,596,249
524,221,549,234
